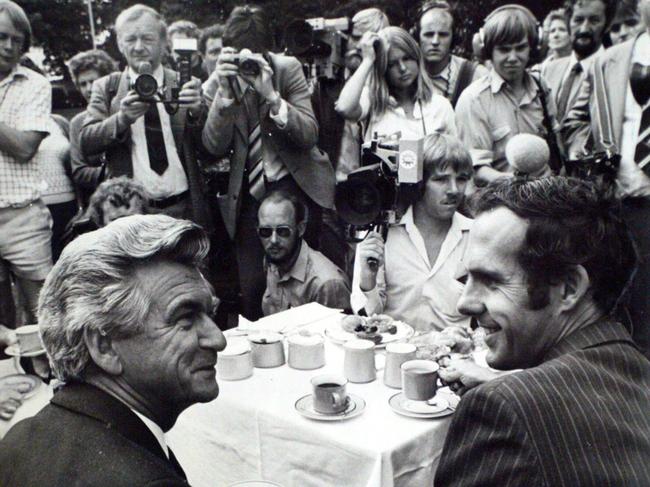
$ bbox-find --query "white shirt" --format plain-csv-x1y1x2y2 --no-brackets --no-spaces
131,408,169,459
359,88,457,142
618,32,650,195
128,65,188,200
351,208,472,332
560,46,604,92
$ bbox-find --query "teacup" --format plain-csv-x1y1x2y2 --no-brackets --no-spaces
15,325,43,354
217,339,254,381
287,334,325,370
383,343,417,389
401,359,439,401
343,339,377,383
249,332,285,368
311,374,349,414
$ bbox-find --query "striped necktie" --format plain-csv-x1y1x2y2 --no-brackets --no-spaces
244,90,265,200
635,102,650,175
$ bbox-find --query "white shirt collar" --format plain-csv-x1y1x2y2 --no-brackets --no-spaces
569,44,604,70
131,408,169,458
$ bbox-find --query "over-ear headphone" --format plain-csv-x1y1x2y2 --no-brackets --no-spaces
412,0,457,52
477,4,543,65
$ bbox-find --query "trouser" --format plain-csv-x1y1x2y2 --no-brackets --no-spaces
621,197,650,360
234,175,323,321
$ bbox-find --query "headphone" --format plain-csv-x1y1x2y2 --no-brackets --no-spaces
412,0,457,51
477,4,543,65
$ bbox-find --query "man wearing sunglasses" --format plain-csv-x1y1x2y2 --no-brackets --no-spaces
257,190,350,316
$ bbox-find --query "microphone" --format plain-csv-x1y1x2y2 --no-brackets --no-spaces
138,61,152,75
505,133,550,177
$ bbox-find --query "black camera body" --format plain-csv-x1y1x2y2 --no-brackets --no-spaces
335,134,424,231
133,71,158,101
233,56,261,77
285,17,349,80
565,151,620,184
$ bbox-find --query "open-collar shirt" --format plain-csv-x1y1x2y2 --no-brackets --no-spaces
351,207,472,332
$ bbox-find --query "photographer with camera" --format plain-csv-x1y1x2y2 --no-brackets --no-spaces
336,26,456,146
563,0,650,360
202,4,335,320
350,133,472,332
80,4,209,227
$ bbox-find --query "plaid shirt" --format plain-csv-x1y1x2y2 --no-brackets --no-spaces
0,65,51,208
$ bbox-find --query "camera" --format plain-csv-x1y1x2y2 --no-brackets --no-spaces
233,55,261,77
133,63,158,101
335,134,424,229
284,17,349,80
172,37,197,95
565,151,620,185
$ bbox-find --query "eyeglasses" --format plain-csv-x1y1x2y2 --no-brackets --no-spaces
257,226,294,239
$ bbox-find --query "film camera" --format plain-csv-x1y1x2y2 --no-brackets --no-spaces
132,38,197,109
565,150,620,186
232,55,262,77
336,134,424,234
285,17,349,80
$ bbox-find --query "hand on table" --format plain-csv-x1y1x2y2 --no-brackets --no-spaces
438,355,502,396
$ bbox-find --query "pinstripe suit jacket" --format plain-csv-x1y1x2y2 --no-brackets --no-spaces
434,319,650,487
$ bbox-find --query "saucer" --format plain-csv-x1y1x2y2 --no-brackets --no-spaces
389,392,454,419
4,344,46,358
295,393,365,421
0,374,41,399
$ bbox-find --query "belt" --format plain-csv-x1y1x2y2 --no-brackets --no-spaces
150,191,189,209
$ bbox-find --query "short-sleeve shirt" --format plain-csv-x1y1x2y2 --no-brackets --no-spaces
359,88,457,142
455,69,550,172
262,240,351,316
422,54,488,102
0,65,51,208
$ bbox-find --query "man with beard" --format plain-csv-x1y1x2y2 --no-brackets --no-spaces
542,0,615,123
434,177,650,487
257,190,350,316
415,1,487,107
563,0,650,360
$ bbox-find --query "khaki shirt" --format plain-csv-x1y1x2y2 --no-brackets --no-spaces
455,69,554,172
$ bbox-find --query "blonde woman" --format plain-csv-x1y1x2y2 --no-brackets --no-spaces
336,26,456,142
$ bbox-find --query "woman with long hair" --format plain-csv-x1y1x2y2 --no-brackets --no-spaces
336,26,456,143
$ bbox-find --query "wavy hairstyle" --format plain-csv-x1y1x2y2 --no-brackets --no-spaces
368,26,433,118
38,214,210,383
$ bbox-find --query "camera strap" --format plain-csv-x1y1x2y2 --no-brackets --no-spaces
531,74,564,173
418,99,427,136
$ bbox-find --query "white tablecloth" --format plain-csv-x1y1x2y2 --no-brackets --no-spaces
167,314,454,487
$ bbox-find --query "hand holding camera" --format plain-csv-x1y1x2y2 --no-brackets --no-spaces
118,90,150,126
215,47,276,103
359,31,381,63
358,231,385,291
177,78,202,114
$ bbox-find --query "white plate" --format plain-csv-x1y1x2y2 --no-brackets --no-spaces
295,393,366,421
389,392,454,419
4,344,46,358
325,317,414,348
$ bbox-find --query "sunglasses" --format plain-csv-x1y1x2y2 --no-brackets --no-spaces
257,226,294,239
610,19,639,33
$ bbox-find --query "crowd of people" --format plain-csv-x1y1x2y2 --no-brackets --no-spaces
0,0,650,485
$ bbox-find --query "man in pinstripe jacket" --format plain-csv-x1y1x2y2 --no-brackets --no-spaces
435,177,650,487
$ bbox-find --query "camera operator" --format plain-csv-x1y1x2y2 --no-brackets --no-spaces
79,4,209,227
202,4,335,320
350,133,472,332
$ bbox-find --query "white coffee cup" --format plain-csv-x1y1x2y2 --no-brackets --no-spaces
287,334,325,370
217,339,254,381
311,374,349,414
401,359,439,401
343,339,377,383
15,324,43,354
383,343,417,388
248,332,285,368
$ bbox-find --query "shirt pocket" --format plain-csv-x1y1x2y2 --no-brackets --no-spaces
491,125,511,163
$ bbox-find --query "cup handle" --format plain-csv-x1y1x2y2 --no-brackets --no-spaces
331,392,349,409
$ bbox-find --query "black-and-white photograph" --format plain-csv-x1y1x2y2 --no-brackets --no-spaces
1,0,649,485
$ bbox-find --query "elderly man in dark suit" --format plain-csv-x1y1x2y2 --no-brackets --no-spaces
435,177,650,486
80,4,209,229
202,5,335,320
0,214,227,486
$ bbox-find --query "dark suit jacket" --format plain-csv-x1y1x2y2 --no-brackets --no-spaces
80,67,211,230
563,39,635,155
542,56,587,123
434,319,650,487
0,382,189,487
202,53,335,238
69,110,105,206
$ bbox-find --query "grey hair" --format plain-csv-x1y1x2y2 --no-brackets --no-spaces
38,214,210,383
115,3,167,40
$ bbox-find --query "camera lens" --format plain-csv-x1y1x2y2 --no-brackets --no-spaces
240,59,261,77
134,73,158,99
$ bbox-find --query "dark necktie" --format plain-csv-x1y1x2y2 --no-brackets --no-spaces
557,62,582,120
244,89,265,200
144,103,169,175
